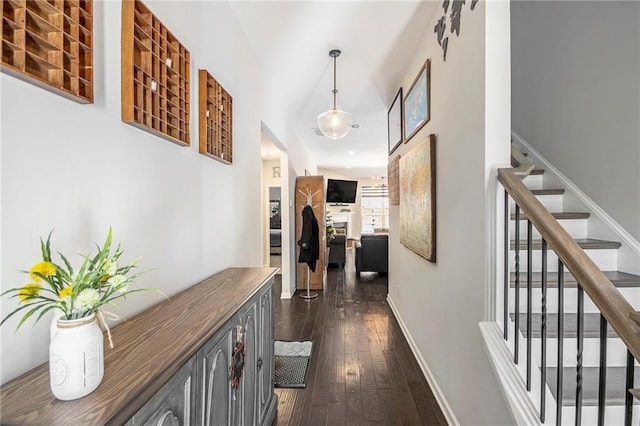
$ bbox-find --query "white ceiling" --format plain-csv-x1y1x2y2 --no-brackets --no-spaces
233,1,440,179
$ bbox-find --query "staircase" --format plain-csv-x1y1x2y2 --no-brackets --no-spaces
501,147,640,425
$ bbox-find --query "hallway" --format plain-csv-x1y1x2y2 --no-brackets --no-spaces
273,250,447,425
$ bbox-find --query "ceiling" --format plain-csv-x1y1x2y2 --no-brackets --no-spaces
233,1,440,179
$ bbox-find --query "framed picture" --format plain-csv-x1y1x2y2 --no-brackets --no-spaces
387,88,403,155
388,155,401,205
403,59,431,143
400,134,436,262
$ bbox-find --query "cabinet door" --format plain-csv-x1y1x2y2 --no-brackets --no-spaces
199,325,234,426
125,358,196,426
235,300,258,426
257,285,274,424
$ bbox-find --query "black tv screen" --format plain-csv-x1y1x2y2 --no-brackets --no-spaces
326,179,358,203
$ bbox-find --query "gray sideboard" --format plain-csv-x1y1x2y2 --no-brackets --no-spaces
0,267,278,426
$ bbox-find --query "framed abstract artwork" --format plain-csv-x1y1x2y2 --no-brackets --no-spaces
400,134,436,262
387,88,403,155
403,59,431,143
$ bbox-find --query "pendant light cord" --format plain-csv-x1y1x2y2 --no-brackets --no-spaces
332,54,337,110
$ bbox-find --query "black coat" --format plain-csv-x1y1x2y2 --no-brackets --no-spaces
297,205,319,272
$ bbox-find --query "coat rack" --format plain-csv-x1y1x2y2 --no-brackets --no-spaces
295,176,326,295
298,189,320,300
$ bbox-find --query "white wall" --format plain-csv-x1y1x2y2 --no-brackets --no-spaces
0,0,265,384
386,1,512,424
512,0,640,240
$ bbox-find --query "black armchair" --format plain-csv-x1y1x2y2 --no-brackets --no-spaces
328,234,346,267
355,234,388,276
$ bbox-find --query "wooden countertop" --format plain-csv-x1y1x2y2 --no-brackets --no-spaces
0,267,278,425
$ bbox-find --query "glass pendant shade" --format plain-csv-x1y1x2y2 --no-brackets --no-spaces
317,108,352,140
317,49,351,140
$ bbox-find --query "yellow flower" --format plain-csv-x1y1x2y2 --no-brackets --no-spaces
29,261,56,281
18,283,41,303
58,286,73,299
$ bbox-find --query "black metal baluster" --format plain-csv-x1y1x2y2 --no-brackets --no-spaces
556,260,564,426
540,239,548,423
624,350,634,426
504,190,509,341
514,206,520,364
527,220,533,390
575,285,584,425
597,314,607,426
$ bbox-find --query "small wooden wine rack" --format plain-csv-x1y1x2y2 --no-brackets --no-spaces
198,69,233,164
0,0,94,103
121,0,190,146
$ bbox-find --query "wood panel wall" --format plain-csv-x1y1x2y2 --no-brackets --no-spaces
295,175,326,291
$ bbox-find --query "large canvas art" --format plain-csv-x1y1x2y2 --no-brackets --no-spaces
400,134,436,262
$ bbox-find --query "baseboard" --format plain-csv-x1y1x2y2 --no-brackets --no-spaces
479,321,542,425
280,291,292,299
386,296,460,426
511,131,640,260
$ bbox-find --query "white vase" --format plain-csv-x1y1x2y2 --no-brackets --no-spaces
49,313,104,400
50,311,63,341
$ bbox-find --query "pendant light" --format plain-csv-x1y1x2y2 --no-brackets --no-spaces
317,49,352,140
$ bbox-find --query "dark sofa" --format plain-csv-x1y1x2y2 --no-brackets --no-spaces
355,234,388,276
328,234,346,267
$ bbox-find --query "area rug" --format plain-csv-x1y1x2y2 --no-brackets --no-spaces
274,340,313,388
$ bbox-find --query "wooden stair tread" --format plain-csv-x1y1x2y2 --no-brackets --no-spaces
509,161,543,176
511,312,616,338
509,271,640,288
546,367,640,406
510,211,590,220
531,188,565,196
510,238,622,250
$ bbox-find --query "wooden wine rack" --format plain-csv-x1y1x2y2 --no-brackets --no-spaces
198,69,232,164
1,0,94,103
121,0,190,146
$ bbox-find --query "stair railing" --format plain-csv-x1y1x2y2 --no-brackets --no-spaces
498,166,640,425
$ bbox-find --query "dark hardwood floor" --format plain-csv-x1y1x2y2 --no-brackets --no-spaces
273,248,447,425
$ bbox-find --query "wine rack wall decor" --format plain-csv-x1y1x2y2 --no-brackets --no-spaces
1,0,94,103
121,0,190,146
198,69,233,164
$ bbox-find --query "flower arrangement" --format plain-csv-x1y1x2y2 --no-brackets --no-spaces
1,228,156,331
326,211,336,244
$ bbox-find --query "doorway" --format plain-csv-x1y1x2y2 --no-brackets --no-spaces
267,186,282,271
260,122,292,299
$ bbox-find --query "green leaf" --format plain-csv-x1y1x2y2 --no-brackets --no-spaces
0,299,49,329
44,230,54,261
35,305,59,324
57,252,74,277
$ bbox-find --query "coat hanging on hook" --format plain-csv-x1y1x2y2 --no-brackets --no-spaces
297,205,319,272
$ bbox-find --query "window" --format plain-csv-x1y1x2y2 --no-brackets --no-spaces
361,185,389,233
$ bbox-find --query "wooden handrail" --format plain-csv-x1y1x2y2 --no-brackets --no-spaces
498,168,640,362
511,144,535,177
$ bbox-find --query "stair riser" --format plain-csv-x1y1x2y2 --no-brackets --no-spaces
522,174,544,188
511,286,640,312
560,405,639,426
516,337,633,368
510,194,563,211
510,219,588,240
509,249,618,272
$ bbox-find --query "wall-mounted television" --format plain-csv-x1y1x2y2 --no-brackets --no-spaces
326,179,358,203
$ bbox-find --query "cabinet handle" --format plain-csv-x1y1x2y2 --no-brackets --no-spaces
257,357,263,372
